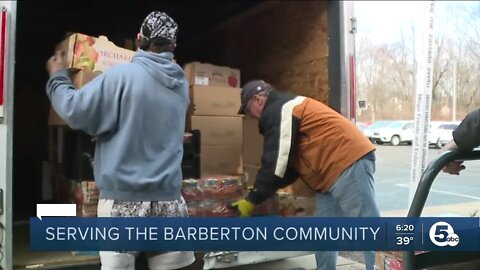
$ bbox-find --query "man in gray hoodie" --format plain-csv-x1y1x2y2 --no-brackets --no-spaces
46,11,195,270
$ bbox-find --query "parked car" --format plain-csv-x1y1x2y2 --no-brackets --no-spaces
429,123,459,148
362,120,392,141
427,121,450,148
371,121,415,146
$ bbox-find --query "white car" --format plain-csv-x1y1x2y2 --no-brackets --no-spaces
362,120,393,141
427,121,450,148
371,121,415,146
429,123,459,148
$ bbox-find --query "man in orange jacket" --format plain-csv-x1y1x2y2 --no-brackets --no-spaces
231,80,380,270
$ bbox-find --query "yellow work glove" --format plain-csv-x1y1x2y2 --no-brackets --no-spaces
230,199,255,217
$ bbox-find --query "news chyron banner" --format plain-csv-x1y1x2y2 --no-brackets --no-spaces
30,217,480,251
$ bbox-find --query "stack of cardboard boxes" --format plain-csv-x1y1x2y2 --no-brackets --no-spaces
47,33,134,217
182,62,315,217
184,62,243,177
182,62,247,217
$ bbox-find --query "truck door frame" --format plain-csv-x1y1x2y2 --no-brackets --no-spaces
328,1,356,121
0,1,16,269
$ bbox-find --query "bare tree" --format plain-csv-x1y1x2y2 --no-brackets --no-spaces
355,1,480,122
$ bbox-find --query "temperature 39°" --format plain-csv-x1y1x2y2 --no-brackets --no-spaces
397,236,414,245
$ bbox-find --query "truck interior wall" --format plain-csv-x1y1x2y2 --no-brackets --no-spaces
185,1,329,103
12,1,329,221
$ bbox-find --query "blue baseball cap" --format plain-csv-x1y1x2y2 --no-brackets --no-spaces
238,80,272,114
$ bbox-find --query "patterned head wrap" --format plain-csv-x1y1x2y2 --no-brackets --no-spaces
140,11,178,42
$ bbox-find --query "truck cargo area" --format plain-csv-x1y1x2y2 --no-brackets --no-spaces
11,1,343,268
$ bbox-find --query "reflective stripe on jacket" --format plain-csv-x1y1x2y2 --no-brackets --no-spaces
247,89,374,204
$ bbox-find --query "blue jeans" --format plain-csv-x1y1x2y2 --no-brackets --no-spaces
314,153,380,270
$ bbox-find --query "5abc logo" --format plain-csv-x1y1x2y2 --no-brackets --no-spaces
429,221,460,247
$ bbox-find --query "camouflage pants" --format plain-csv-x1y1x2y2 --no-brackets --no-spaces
97,198,195,270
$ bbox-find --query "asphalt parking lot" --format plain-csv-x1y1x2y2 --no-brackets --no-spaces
374,144,480,216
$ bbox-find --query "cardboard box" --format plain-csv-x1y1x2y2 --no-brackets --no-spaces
189,85,241,116
201,145,243,176
243,117,264,165
48,69,101,126
191,116,243,145
184,62,241,88
69,69,102,88
59,33,134,73
50,32,133,126
69,180,99,205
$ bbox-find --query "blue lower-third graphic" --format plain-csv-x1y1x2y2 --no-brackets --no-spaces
30,217,480,251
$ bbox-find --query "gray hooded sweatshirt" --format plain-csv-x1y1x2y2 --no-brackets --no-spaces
46,50,189,201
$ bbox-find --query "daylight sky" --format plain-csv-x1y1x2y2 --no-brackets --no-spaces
354,1,474,45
